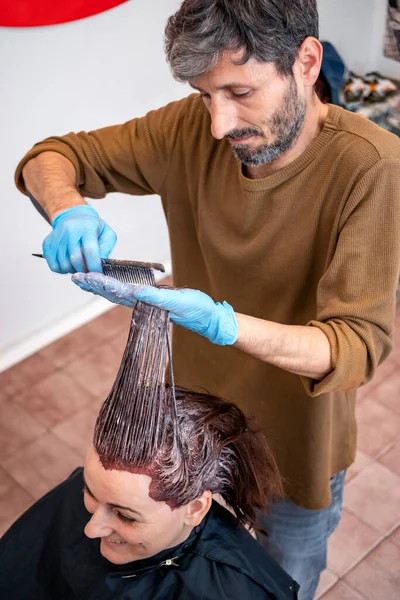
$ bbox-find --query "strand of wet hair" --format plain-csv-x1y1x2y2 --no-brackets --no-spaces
94,301,183,469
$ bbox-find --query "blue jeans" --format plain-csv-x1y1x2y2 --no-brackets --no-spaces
257,470,346,600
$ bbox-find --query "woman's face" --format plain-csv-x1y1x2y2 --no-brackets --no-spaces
83,446,198,564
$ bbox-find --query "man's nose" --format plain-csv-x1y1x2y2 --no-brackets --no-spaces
84,508,114,539
209,102,237,140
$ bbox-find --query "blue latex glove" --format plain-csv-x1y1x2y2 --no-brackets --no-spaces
72,272,238,346
42,205,117,274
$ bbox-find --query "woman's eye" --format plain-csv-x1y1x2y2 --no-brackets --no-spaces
116,512,136,524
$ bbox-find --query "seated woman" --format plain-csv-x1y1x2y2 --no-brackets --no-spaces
0,302,298,600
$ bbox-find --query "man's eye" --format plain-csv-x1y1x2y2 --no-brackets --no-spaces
232,91,250,98
116,512,136,524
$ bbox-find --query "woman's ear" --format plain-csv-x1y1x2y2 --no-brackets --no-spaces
184,490,213,527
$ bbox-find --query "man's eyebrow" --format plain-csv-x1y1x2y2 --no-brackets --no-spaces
190,83,205,92
190,82,253,92
82,473,143,517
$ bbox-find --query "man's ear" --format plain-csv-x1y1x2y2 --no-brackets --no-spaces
296,36,323,87
184,490,212,527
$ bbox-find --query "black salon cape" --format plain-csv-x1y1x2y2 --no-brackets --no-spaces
0,468,298,600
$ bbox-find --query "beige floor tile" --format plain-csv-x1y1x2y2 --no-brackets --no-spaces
345,450,372,483
344,540,400,600
0,466,18,497
388,343,400,366
0,352,55,398
64,345,123,399
356,398,400,458
2,433,82,499
315,569,339,599
52,406,98,458
357,358,398,402
0,401,46,461
388,526,400,549
15,370,95,428
0,480,35,537
327,509,382,576
88,396,107,414
379,438,400,476
374,356,398,382
319,581,365,599
88,305,133,339
0,389,9,404
393,308,400,350
40,323,104,368
355,384,372,403
344,462,400,533
371,367,400,415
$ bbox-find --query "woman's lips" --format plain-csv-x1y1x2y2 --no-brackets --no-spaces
103,538,127,546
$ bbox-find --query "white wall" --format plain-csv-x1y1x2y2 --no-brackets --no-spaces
0,0,187,370
1,0,399,371
319,0,400,78
319,0,378,74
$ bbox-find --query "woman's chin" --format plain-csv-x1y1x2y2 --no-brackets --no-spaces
100,538,131,563
100,538,149,564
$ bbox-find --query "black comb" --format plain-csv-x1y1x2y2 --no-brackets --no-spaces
32,254,165,286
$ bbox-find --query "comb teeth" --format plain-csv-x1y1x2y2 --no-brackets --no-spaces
102,261,156,286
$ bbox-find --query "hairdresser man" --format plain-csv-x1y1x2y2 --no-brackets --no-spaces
16,1,400,598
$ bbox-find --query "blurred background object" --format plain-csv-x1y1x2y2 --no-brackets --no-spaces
385,0,400,62
0,0,129,27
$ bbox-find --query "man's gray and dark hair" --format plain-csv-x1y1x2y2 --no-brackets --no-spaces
165,0,319,81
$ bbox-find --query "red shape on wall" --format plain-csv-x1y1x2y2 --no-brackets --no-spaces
0,0,129,27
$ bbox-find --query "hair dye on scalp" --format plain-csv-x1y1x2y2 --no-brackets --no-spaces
94,299,283,530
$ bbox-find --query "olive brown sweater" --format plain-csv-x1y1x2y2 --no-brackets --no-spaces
15,96,400,509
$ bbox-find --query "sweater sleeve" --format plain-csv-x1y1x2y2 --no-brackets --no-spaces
14,97,188,199
302,157,400,396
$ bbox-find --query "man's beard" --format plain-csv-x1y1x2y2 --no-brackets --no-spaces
226,78,307,167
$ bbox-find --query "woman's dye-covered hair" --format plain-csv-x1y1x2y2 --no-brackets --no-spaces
165,0,319,80
94,300,283,530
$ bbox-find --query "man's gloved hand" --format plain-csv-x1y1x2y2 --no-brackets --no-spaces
72,272,238,346
42,205,117,274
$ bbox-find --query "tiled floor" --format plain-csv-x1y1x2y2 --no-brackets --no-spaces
0,298,399,599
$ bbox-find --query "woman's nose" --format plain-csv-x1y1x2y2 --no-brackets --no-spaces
84,509,114,539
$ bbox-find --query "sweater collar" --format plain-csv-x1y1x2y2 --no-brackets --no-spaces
238,103,340,192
